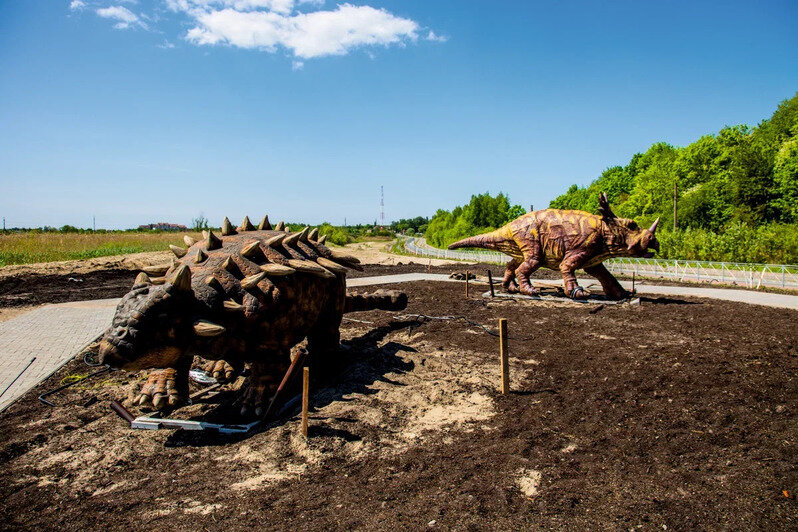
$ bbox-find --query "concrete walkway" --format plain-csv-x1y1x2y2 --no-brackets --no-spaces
0,299,119,412
1,274,796,413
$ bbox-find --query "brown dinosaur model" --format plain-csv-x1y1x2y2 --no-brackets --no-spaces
98,215,407,418
449,193,660,299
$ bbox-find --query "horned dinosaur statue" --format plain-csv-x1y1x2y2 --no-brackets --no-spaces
98,215,407,418
449,193,660,299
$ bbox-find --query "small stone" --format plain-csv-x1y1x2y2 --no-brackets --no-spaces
775,405,786,413
427,520,436,527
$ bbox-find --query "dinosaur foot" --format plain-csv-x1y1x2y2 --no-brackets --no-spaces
519,286,541,297
236,362,287,419
134,368,187,411
570,286,591,300
202,359,239,383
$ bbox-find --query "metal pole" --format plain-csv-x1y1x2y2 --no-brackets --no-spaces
673,180,678,231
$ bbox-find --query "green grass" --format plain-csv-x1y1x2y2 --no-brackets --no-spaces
0,232,204,266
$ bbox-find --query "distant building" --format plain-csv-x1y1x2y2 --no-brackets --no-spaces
138,222,188,232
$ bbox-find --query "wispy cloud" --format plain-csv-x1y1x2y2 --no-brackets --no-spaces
96,5,148,29
69,0,87,10
426,30,448,43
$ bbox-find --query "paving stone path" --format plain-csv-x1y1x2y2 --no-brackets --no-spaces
2,275,796,413
0,299,119,412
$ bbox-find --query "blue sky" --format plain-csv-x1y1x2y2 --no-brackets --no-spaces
0,0,796,229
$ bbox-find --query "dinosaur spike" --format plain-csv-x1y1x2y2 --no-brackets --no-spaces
142,263,171,276
240,216,256,232
134,272,152,285
169,264,192,291
151,276,167,285
308,228,319,241
283,232,301,245
241,272,266,290
241,241,260,258
205,275,223,291
221,217,237,236
275,221,286,231
206,230,222,250
202,230,209,241
287,259,335,278
330,250,360,264
297,227,309,242
264,234,286,247
318,235,327,245
223,299,244,311
222,256,237,273
193,320,226,337
258,215,272,230
184,235,196,247
316,256,348,274
169,245,187,258
195,248,208,263
260,263,296,276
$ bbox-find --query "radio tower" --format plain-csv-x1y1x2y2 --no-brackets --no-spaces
380,185,385,229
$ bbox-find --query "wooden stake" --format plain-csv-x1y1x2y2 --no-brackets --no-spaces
487,269,495,297
499,318,509,394
465,270,469,299
301,366,309,438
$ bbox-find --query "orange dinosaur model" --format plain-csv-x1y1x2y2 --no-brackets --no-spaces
449,193,660,299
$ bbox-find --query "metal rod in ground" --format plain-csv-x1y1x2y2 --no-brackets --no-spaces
487,269,495,297
465,270,469,298
632,271,636,293
0,357,36,399
301,367,309,438
499,318,509,394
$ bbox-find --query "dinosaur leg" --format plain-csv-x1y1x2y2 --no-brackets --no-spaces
238,355,290,419
134,356,192,411
560,253,590,299
503,258,521,293
584,263,630,300
514,258,542,297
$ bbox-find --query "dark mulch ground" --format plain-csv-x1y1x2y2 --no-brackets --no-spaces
0,269,795,530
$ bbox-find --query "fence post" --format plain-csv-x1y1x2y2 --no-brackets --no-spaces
783,266,786,288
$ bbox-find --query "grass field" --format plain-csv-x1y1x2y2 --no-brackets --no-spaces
0,232,204,266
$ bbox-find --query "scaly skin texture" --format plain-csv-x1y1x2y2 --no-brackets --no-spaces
98,218,407,417
449,194,661,299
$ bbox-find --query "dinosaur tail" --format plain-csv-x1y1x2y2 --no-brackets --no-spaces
448,226,513,251
345,289,408,313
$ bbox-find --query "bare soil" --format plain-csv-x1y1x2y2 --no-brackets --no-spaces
0,270,796,530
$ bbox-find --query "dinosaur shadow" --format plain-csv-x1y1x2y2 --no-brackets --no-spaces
164,320,416,447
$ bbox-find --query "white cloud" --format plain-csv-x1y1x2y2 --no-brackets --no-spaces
291,60,304,70
96,6,148,29
78,0,442,66
426,30,447,43
185,3,419,59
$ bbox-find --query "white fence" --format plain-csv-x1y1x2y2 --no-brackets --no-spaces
401,237,798,289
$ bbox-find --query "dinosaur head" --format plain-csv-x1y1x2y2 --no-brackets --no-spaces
597,193,660,258
99,265,199,371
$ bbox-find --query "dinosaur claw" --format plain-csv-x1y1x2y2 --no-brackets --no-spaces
152,393,166,410
138,394,149,406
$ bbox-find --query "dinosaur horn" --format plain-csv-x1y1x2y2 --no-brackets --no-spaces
308,228,319,241
169,264,192,291
298,227,310,242
183,235,196,247
275,221,286,231
258,215,272,231
318,235,327,245
193,320,226,337
221,217,237,236
649,217,660,234
195,249,208,263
